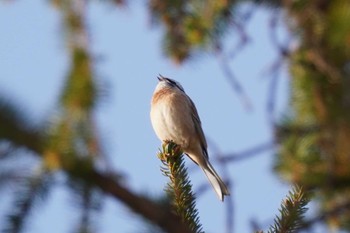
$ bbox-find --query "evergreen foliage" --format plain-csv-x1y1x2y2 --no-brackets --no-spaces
1,0,350,232
265,186,309,233
158,141,203,233
149,0,237,63
275,1,350,230
3,167,52,233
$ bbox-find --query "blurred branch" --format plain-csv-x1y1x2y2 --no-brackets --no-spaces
268,12,291,58
3,166,52,233
88,167,193,233
0,123,192,233
227,3,255,59
0,99,43,153
207,138,234,233
217,141,276,163
216,49,253,111
263,12,293,126
301,200,350,230
68,177,102,233
0,167,27,192
212,3,258,111
306,49,341,82
149,0,239,63
266,71,280,126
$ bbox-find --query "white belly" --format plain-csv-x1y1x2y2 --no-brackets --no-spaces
150,100,193,148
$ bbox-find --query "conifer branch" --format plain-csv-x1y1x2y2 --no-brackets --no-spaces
3,167,52,233
158,141,203,233
264,185,309,233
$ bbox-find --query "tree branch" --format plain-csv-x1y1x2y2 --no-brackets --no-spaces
89,170,193,233
0,113,192,233
217,141,275,163
301,200,350,230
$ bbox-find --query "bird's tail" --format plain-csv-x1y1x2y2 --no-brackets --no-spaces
201,160,230,201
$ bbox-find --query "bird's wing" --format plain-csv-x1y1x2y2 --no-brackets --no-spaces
187,96,208,159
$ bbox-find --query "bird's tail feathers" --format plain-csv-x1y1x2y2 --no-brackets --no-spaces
201,161,230,201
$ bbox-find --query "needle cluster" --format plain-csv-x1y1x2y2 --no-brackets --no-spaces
158,141,203,233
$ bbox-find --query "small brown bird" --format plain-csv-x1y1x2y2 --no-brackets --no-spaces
150,75,230,201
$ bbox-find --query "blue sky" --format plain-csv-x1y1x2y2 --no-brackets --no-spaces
0,1,291,232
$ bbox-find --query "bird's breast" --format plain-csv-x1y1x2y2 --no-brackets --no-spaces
151,93,194,148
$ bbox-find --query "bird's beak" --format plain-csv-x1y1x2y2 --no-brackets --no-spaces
157,75,165,82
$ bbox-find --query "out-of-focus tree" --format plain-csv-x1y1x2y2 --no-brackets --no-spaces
1,0,350,232
275,0,350,231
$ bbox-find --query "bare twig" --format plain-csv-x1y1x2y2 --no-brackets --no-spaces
207,138,234,233
227,3,256,59
216,50,253,111
213,6,255,111
266,69,281,126
301,200,350,230
262,13,293,126
217,141,276,163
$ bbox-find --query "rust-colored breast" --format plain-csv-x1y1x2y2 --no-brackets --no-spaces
152,88,171,105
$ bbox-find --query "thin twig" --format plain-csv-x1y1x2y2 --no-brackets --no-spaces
217,141,276,163
207,138,234,233
301,200,350,230
227,3,256,59
216,50,253,111
262,13,293,126
214,8,254,111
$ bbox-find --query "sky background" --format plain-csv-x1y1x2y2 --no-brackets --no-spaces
0,1,292,232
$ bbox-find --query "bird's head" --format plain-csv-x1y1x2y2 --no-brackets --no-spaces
156,75,185,92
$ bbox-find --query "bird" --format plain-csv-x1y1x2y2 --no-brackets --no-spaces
150,75,230,201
